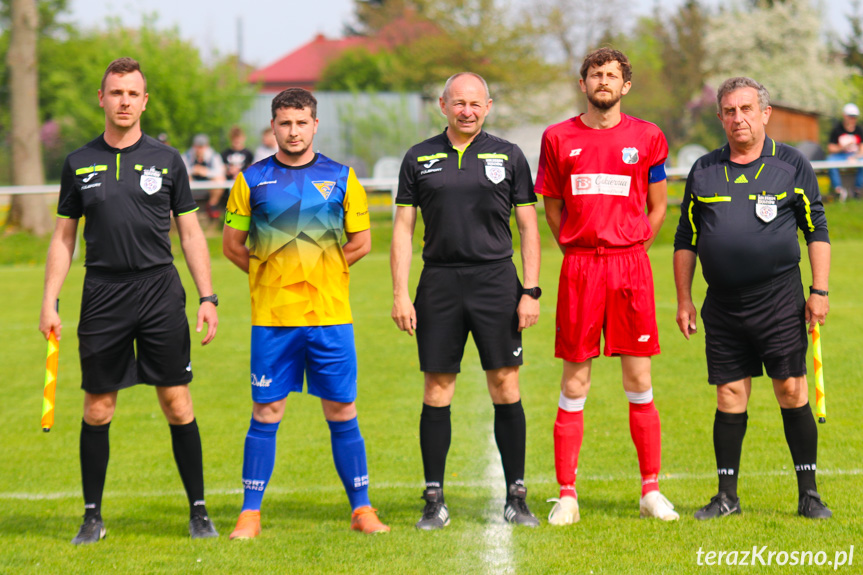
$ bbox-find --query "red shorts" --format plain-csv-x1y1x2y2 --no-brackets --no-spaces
555,245,660,363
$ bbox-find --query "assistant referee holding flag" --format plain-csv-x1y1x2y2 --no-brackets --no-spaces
673,77,832,519
39,58,220,544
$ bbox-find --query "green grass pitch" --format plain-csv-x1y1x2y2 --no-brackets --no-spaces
1,205,861,574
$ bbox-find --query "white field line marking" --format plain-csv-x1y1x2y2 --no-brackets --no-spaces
481,427,513,575
4,468,862,501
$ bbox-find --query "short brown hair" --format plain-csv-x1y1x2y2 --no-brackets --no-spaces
580,48,632,83
271,88,317,119
229,125,245,140
101,57,147,92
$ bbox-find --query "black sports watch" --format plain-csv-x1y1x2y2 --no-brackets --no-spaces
199,294,219,307
809,287,829,297
522,286,542,300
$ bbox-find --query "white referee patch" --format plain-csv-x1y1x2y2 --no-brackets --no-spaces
485,165,505,184
139,167,162,195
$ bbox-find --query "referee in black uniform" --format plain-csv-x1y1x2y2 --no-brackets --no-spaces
391,72,542,529
39,58,220,543
673,77,832,519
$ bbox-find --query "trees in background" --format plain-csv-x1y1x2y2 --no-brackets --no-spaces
0,6,255,202
704,0,849,113
320,0,560,126
6,0,50,234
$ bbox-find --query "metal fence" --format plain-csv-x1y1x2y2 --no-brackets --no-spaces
0,160,858,198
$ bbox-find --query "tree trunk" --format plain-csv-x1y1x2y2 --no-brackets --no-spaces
7,0,52,236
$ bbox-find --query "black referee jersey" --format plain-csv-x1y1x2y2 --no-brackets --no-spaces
57,133,197,274
396,130,537,266
674,137,829,291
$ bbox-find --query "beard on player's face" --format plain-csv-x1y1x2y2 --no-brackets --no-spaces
587,90,620,110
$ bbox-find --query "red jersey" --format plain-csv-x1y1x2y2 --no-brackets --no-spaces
535,113,668,248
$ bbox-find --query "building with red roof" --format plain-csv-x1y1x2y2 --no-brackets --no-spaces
248,34,374,92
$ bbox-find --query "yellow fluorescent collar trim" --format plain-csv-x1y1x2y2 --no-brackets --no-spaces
754,164,765,180
417,153,448,162
75,165,108,175
477,153,509,160
224,211,251,232
695,195,731,203
723,166,729,182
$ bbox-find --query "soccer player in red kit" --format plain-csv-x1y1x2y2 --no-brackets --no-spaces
535,48,678,523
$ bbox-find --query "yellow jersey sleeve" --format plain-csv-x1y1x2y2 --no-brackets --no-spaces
225,172,252,231
343,168,370,233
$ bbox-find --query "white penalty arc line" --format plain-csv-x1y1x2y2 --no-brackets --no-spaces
4,468,862,502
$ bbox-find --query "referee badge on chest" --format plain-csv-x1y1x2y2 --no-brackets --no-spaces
140,167,163,195
755,193,777,222
484,158,506,184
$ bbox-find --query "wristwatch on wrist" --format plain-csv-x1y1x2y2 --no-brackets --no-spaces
522,286,542,300
809,286,829,297
199,294,219,307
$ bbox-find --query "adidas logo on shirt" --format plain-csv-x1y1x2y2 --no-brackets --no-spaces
734,174,749,184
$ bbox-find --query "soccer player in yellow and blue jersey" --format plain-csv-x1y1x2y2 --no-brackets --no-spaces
222,88,389,537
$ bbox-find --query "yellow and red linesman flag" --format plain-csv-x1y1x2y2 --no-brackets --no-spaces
812,323,826,424
42,331,59,432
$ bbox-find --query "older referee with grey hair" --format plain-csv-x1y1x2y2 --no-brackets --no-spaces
673,76,832,520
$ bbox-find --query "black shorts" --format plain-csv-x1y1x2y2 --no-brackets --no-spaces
414,260,523,373
701,267,807,386
78,264,192,393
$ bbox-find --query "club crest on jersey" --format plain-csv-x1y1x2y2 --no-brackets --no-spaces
312,180,336,199
622,147,639,165
755,193,777,222
139,167,162,195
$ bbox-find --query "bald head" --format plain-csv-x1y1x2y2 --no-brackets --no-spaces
442,72,490,102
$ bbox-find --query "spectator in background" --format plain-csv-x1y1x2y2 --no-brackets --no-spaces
221,126,254,182
826,103,863,202
253,127,278,162
184,133,226,220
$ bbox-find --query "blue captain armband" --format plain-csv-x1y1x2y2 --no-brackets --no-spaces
648,163,667,184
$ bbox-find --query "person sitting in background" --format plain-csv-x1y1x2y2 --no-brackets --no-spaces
183,133,226,220
826,103,863,202
253,127,278,163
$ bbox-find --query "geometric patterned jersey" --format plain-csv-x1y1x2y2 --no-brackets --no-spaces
225,153,370,326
